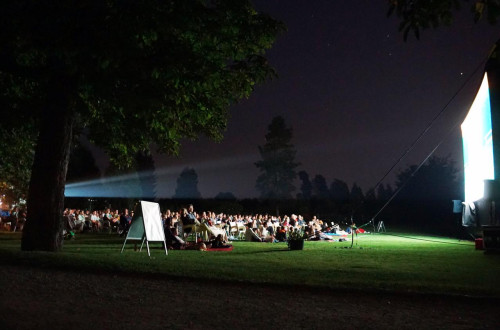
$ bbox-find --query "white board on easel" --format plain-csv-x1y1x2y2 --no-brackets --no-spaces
121,201,167,256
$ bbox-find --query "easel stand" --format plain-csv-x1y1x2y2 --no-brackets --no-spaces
121,201,167,257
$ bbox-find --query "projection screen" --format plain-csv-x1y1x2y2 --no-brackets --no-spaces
461,73,495,203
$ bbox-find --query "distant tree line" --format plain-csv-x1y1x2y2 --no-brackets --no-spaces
249,115,463,235
7,113,462,236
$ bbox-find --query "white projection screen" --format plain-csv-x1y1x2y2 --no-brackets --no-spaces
141,201,165,242
461,73,495,203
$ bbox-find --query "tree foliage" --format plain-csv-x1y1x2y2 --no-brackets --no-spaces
297,170,312,199
330,179,350,202
0,123,36,203
312,174,330,200
376,183,394,201
0,0,284,251
255,116,300,199
386,155,462,234
387,0,500,40
395,155,461,201
350,183,364,202
0,0,285,164
66,142,101,183
173,167,202,199
134,150,157,200
215,191,237,200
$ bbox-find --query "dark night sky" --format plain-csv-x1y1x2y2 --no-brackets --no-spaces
96,1,500,199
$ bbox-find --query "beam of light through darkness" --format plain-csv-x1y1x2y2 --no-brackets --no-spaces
65,153,258,198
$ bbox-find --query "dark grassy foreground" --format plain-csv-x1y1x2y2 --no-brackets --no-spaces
1,231,500,329
0,231,499,297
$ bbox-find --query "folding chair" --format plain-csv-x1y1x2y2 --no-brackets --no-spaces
229,222,239,240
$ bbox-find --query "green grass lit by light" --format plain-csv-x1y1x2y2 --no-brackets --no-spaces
1,231,499,297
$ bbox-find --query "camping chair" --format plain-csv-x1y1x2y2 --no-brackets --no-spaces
236,222,246,240
181,222,208,243
229,222,239,240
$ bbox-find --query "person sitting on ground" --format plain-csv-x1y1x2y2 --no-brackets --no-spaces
186,204,199,224
180,208,195,234
162,209,174,236
83,210,92,232
90,210,101,231
275,226,287,242
261,227,277,243
304,225,315,239
102,208,113,231
245,224,262,242
185,241,207,251
74,209,85,232
265,218,275,237
309,229,333,241
64,209,76,239
111,209,120,231
210,234,232,249
203,218,228,242
297,215,305,227
164,216,185,250
182,206,227,242
331,222,340,233
119,209,132,236
181,206,201,227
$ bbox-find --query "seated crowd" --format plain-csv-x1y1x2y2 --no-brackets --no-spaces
2,203,353,248
61,204,352,248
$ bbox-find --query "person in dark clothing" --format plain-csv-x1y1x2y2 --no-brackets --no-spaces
118,209,131,236
180,206,200,234
211,234,232,249
164,217,185,249
275,226,287,242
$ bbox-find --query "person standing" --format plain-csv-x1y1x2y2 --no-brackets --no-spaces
9,207,19,232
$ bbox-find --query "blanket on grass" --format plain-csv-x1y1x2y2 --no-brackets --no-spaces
206,246,234,252
324,233,348,237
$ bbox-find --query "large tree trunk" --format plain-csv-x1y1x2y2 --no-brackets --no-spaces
21,79,75,252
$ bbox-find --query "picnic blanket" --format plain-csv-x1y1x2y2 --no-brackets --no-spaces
206,245,234,252
324,233,348,238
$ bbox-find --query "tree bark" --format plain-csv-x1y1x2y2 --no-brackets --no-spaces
21,78,75,252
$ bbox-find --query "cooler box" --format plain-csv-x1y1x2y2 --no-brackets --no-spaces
475,238,484,250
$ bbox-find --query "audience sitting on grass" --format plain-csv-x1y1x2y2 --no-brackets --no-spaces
275,226,287,242
207,234,232,249
245,224,262,242
90,211,101,231
163,216,186,250
55,203,356,246
2,205,356,249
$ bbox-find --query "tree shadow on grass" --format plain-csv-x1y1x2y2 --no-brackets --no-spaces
236,248,291,254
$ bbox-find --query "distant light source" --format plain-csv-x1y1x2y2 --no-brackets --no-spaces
65,171,154,198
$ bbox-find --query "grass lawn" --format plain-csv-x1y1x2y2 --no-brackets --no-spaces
1,231,499,298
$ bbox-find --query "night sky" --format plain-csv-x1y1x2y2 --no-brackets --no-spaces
95,1,500,199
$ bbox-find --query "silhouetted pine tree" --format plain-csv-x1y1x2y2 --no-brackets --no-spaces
297,171,312,199
255,116,299,199
173,167,202,199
